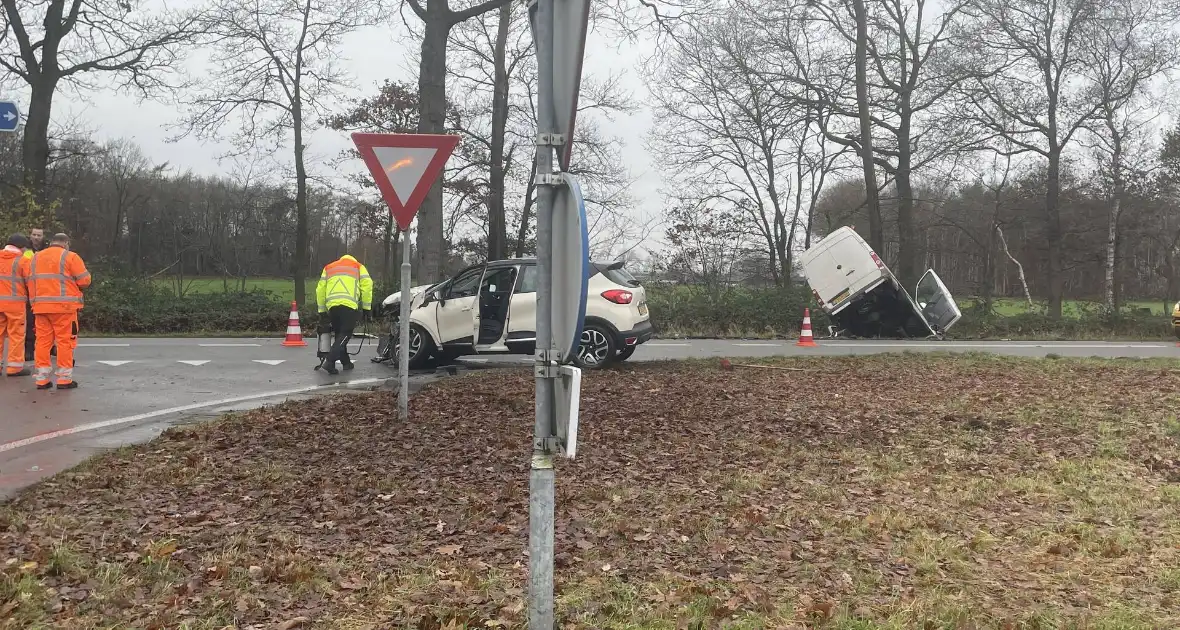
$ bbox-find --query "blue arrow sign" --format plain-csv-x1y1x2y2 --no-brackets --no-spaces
0,101,20,132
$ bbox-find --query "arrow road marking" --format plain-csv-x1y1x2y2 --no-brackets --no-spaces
177,360,210,366
96,360,133,366
252,360,285,366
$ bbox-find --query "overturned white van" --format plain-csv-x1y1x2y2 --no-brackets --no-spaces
800,226,961,339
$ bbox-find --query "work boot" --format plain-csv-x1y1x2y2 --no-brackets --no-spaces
5,369,31,377
36,382,52,390
342,362,355,371
56,382,78,390
324,365,339,375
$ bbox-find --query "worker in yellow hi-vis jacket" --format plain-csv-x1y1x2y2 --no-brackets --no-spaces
315,254,373,375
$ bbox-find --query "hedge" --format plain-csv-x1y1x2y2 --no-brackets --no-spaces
72,273,1175,341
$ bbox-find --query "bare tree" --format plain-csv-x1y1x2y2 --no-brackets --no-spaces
647,11,840,285
400,0,513,283
175,0,377,306
0,0,202,201
958,0,1112,318
752,0,970,286
1081,0,1178,311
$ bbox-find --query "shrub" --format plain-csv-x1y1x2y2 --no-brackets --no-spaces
646,285,829,338
75,272,1173,341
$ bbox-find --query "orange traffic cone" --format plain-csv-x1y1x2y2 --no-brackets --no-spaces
282,301,307,347
796,308,818,347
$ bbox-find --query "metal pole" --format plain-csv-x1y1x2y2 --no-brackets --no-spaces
530,0,557,625
398,228,411,422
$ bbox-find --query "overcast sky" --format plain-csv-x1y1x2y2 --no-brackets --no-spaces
31,14,663,247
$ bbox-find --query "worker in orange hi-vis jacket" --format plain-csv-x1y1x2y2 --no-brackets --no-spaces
0,233,33,376
29,233,91,390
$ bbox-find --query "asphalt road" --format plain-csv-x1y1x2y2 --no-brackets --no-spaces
0,336,1176,498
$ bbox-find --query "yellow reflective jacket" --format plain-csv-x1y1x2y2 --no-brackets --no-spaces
316,255,373,312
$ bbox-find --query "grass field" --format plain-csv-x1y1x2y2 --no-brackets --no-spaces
156,277,317,303
963,297,1175,317
3,354,1178,628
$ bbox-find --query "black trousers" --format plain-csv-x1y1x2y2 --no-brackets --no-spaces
326,305,359,368
23,302,34,361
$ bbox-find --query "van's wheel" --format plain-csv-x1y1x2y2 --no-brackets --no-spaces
398,324,435,370
616,345,636,362
575,324,616,369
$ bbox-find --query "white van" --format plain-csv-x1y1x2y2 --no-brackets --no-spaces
801,226,961,338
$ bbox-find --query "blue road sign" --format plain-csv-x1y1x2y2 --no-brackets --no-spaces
551,173,590,364
0,101,20,132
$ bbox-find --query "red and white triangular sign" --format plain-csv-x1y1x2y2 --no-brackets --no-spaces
351,133,460,230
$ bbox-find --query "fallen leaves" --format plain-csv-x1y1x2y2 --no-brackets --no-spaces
1,355,1178,627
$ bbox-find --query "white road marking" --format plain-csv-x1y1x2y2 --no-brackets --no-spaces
200,343,261,347
828,342,1171,349
252,359,285,366
0,378,386,455
177,360,211,366
735,343,781,347
96,360,133,366
77,343,130,347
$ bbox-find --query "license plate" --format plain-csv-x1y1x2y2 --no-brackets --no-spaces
832,289,850,304
638,303,649,316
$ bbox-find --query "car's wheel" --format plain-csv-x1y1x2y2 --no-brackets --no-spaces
575,324,616,369
399,324,435,370
616,345,636,362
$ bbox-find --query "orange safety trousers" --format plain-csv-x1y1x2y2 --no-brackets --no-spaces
34,313,77,387
0,311,25,375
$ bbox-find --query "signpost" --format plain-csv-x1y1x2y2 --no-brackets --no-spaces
0,101,20,132
528,0,592,626
351,133,459,422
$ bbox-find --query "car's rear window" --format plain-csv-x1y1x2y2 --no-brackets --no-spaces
601,267,640,287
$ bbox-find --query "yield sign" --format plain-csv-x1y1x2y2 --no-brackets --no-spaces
352,133,461,230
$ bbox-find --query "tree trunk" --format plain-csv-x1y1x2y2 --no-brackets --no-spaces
1104,196,1120,312
1045,150,1064,318
292,101,309,308
515,171,537,258
486,0,511,261
895,108,917,288
416,10,452,283
852,0,883,253
391,228,402,290
383,217,393,282
1104,118,1124,313
23,78,57,203
997,224,1032,309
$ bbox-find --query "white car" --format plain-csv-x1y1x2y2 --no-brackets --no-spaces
376,258,654,369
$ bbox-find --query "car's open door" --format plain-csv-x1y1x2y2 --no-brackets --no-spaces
473,265,518,353
914,269,961,333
